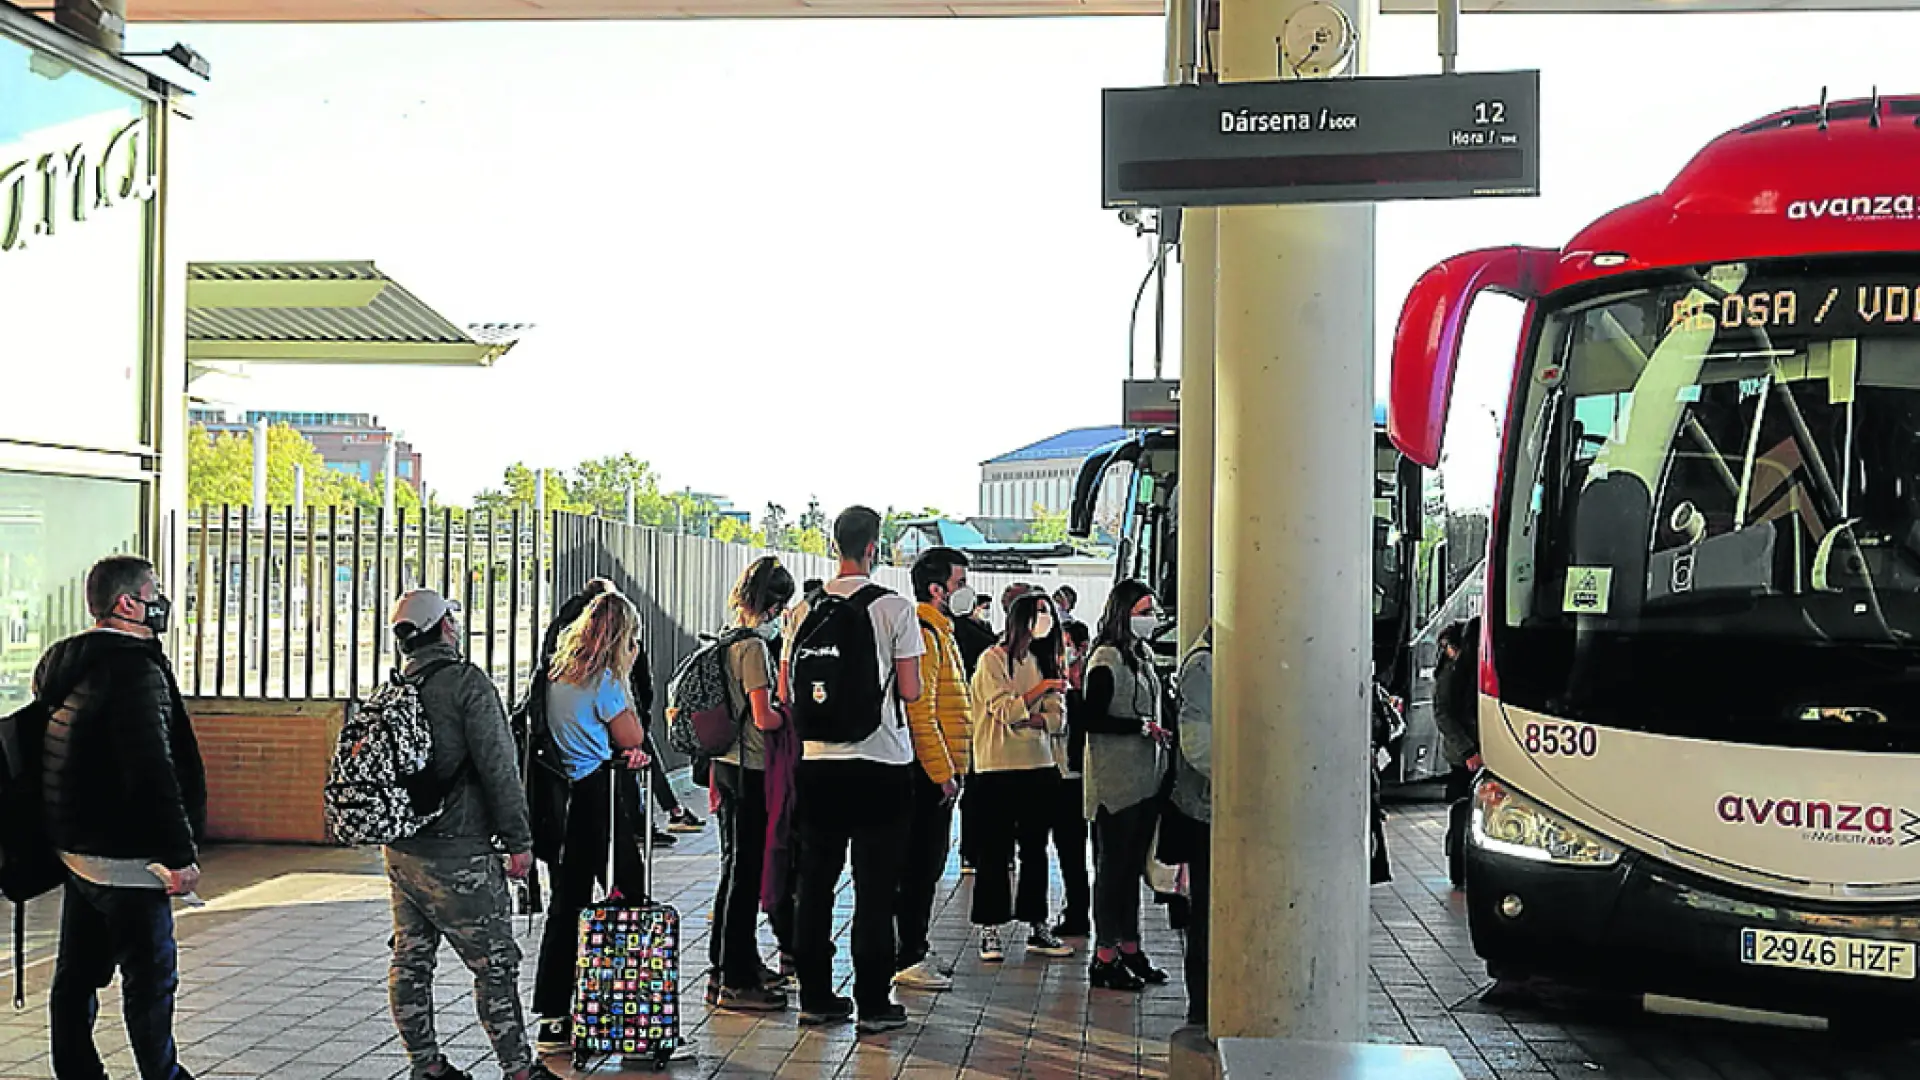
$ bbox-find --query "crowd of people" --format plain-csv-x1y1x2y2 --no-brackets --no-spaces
25,506,1232,1080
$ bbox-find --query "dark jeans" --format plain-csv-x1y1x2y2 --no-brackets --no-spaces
1050,774,1090,928
795,759,912,1013
967,768,1056,927
1186,824,1211,1026
895,764,953,970
711,762,770,987
1092,800,1158,948
532,768,647,1019
50,875,195,1080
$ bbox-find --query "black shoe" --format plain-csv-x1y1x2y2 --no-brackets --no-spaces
798,994,855,1026
651,828,678,847
778,952,799,978
1122,949,1171,984
1051,918,1092,939
1089,956,1146,992
758,963,790,990
524,1064,568,1080
857,1002,910,1035
668,807,705,833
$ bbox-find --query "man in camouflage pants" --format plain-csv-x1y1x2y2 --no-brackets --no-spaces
385,590,563,1080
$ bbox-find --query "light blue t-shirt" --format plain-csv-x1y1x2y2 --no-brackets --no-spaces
546,669,628,781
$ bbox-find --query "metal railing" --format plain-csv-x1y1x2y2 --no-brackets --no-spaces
176,505,1117,708
177,505,552,705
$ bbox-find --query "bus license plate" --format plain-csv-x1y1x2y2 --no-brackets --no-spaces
1740,929,1916,980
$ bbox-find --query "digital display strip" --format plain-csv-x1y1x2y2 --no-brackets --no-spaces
1669,281,1920,337
1119,148,1526,194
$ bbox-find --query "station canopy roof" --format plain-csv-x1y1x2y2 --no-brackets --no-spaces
124,0,1908,23
186,261,525,372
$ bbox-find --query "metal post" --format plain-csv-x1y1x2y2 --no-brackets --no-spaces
293,464,306,513
1210,0,1375,1042
1439,0,1459,74
384,439,397,524
625,484,637,527
251,417,268,527
1175,0,1218,656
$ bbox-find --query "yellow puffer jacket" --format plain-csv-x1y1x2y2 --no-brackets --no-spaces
907,602,973,786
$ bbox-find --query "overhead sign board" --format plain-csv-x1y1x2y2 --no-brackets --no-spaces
1102,70,1540,208
1123,379,1180,428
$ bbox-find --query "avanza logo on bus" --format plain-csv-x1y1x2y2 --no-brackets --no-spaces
1716,794,1920,847
1785,194,1920,222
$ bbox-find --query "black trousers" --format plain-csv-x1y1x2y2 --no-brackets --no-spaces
1186,824,1211,1026
895,764,953,970
532,769,647,1019
1444,764,1474,886
712,762,771,988
640,725,680,814
1092,800,1158,948
794,759,912,1013
1050,774,1090,928
967,768,1057,928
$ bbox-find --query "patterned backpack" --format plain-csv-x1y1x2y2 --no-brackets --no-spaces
665,628,756,759
324,659,466,846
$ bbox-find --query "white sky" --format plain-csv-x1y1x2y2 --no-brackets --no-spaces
131,11,1920,519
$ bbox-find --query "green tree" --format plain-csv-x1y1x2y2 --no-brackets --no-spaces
568,454,671,522
473,463,583,516
797,497,826,535
762,503,789,550
1023,507,1069,544
714,515,764,546
791,527,830,557
188,422,358,509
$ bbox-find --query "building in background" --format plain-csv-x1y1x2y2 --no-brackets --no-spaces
979,426,1129,521
189,408,425,494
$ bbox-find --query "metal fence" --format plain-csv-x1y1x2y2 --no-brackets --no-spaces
176,506,1116,709
177,505,553,706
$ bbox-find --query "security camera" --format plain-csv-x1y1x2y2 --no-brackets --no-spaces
1118,207,1144,228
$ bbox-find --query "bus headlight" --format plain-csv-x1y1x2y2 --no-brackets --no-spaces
1472,777,1622,867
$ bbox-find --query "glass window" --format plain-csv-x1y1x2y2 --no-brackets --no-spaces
0,35,154,452
0,470,144,713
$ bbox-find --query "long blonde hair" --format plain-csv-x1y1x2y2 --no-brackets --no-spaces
550,591,640,687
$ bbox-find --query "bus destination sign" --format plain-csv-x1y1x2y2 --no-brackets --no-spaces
1102,70,1541,209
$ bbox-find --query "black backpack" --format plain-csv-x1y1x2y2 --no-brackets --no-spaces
788,584,892,744
1,695,67,1007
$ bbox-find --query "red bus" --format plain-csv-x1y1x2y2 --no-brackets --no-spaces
1389,94,1920,1014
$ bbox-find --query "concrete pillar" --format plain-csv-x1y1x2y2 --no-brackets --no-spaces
1173,0,1217,655
250,418,268,526
1209,0,1375,1043
293,464,306,511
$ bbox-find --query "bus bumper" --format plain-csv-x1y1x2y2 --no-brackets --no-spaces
1465,836,1920,1014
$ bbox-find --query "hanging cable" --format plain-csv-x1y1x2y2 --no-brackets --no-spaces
1127,239,1172,379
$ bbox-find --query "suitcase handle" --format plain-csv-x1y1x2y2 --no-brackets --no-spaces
603,756,652,903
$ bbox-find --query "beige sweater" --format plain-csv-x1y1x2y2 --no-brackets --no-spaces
968,645,1064,773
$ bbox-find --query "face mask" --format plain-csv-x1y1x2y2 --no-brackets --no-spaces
1032,613,1054,640
1130,614,1158,641
141,594,173,635
946,585,977,618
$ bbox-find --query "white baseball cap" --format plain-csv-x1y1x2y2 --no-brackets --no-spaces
389,589,460,641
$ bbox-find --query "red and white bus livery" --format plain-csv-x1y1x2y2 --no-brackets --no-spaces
1389,95,1920,1012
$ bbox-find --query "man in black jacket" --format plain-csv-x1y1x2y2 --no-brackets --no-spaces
35,555,204,1080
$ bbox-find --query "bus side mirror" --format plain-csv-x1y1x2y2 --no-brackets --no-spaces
1388,246,1559,469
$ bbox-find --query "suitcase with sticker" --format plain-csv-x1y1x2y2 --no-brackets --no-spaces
570,761,681,1072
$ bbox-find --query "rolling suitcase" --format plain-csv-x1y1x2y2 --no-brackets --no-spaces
570,760,682,1072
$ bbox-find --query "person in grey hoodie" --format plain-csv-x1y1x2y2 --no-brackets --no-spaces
383,589,560,1080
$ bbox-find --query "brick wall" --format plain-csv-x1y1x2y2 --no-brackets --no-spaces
187,698,352,844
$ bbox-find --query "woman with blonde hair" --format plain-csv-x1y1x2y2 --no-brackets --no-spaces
530,589,653,1052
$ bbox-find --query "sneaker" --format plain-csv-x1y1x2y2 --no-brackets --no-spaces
717,984,789,1012
650,827,678,848
758,963,790,990
778,952,799,979
857,1002,910,1035
892,958,954,991
978,928,1005,964
798,994,855,1026
422,1058,473,1080
1088,955,1146,992
959,858,976,875
534,1017,570,1054
1026,925,1075,958
668,807,705,833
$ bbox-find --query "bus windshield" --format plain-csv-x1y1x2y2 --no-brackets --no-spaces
1499,255,1920,746
1374,442,1405,621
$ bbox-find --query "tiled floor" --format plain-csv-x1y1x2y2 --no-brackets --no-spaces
3,795,1918,1079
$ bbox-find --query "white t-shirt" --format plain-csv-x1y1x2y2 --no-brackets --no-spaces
788,575,924,765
